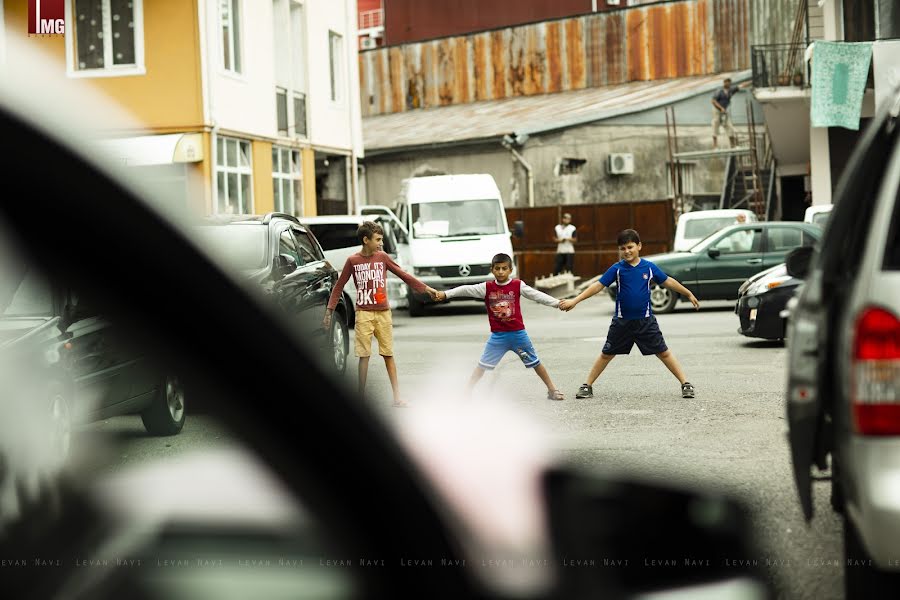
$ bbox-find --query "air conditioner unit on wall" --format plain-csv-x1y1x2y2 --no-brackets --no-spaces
361,37,377,50
607,153,634,175
606,0,622,6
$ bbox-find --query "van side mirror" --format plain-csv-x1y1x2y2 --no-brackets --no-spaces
707,248,721,259
513,220,524,239
785,246,814,279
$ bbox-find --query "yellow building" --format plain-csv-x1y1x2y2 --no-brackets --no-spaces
3,0,364,217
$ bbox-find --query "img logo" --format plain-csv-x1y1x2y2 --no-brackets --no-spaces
28,0,65,36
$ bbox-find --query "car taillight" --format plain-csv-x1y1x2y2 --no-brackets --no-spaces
852,307,900,435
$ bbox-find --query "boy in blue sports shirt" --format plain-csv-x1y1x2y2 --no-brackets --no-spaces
559,229,700,399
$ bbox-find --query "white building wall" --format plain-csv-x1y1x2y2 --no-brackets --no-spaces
304,0,361,152
205,0,276,137
202,0,361,153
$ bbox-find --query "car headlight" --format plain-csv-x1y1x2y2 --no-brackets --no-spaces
747,275,791,296
414,267,438,277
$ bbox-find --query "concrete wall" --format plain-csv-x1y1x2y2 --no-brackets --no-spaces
362,122,727,209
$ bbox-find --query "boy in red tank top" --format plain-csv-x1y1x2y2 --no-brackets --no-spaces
435,253,566,400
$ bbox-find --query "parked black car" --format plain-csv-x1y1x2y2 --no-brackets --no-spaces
0,266,185,459
734,263,801,340
193,213,350,374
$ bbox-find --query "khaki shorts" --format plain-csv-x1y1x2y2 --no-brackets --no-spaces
354,309,394,357
712,110,735,138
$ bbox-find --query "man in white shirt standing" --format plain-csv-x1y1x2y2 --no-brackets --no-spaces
553,213,577,275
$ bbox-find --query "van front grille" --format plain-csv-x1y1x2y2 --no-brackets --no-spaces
436,264,492,278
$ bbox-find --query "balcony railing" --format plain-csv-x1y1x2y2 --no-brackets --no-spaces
359,9,383,31
751,43,808,89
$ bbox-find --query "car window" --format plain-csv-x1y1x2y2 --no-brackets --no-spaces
802,229,819,247
292,228,320,263
711,228,760,254
194,224,269,270
812,211,830,227
278,229,303,265
307,223,360,251
378,221,398,254
766,227,803,252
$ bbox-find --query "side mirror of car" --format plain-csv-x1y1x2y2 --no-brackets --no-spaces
513,220,524,239
785,246,814,279
707,248,721,259
545,467,768,598
273,254,298,279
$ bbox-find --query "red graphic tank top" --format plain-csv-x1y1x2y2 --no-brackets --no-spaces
485,279,525,332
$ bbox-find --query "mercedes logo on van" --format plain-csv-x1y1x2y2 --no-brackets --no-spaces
458,264,471,277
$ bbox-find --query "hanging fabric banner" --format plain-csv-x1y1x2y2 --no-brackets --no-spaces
873,40,900,115
810,41,873,130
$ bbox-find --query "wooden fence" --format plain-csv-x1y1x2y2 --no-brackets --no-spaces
506,200,674,283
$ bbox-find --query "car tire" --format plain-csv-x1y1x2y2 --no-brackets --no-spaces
844,516,900,598
650,283,678,313
141,375,186,436
331,310,349,374
47,380,72,462
408,286,426,317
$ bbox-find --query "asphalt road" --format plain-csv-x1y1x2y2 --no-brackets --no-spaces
80,293,843,599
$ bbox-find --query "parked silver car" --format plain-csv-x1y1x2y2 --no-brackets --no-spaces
786,92,900,597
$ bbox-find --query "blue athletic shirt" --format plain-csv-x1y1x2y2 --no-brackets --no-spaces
599,259,669,319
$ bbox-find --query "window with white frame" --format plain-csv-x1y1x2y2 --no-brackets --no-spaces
329,31,343,102
220,0,242,73
217,137,253,214
71,0,143,73
272,147,302,215
273,0,308,138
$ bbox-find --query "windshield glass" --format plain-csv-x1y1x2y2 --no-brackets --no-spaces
307,223,361,251
813,211,830,226
683,217,736,240
0,267,52,317
689,226,737,253
194,225,268,270
411,199,505,238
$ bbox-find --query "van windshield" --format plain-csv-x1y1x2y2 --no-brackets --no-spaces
410,199,506,238
683,217,738,240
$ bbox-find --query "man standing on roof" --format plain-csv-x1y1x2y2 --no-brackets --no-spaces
712,78,741,149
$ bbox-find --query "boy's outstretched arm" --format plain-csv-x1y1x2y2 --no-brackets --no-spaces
559,281,605,312
438,282,487,302
520,282,561,309
382,252,438,299
662,278,700,309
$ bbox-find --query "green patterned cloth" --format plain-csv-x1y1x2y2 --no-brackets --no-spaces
811,41,873,130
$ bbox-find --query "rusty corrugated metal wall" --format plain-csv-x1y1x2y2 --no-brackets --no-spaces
750,0,803,47
360,0,750,117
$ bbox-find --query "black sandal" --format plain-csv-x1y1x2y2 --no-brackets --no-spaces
681,382,695,398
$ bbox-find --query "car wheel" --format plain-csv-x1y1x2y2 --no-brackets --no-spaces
408,286,426,317
844,516,900,598
47,380,72,462
141,375,186,436
331,310,349,374
650,283,678,313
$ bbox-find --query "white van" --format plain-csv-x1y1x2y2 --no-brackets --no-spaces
673,209,758,252
393,174,515,316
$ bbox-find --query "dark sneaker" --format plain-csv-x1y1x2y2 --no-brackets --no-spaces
681,382,695,398
576,383,593,399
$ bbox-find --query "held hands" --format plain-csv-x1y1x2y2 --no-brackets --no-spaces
425,287,442,301
432,290,447,302
558,299,576,312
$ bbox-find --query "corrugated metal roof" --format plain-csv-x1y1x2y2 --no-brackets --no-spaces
360,0,751,117
363,70,751,154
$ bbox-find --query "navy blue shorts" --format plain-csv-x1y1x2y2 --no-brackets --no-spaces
602,316,668,356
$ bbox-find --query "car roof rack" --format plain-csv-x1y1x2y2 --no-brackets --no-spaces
262,212,300,225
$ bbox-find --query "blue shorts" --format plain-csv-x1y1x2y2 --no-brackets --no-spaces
602,316,668,356
478,330,540,370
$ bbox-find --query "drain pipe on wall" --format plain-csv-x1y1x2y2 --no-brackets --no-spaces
502,135,534,208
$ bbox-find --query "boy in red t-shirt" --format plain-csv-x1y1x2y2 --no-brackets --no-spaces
324,221,438,407
435,253,565,400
